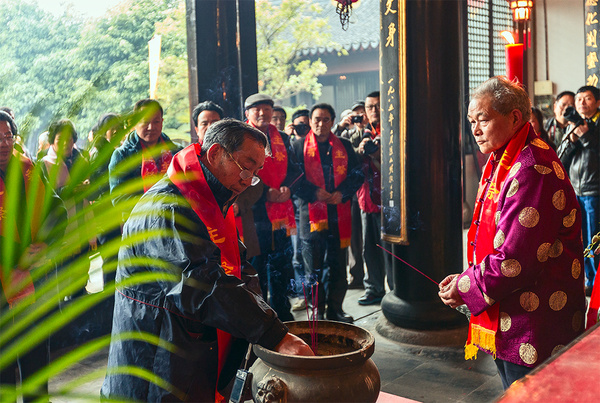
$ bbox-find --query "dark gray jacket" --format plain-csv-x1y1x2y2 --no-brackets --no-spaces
557,114,600,197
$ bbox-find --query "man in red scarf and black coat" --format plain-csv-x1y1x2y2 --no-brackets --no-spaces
292,104,364,323
101,119,312,402
439,77,586,390
243,94,302,322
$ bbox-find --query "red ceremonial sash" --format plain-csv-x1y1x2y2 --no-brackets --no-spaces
587,264,600,329
167,144,240,402
357,124,382,213
0,157,44,308
303,131,351,248
141,138,173,192
464,123,530,360
255,124,296,236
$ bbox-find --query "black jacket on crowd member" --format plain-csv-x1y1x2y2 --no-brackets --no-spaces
291,135,364,239
557,112,600,197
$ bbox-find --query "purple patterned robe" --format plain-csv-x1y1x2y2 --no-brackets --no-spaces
458,128,586,367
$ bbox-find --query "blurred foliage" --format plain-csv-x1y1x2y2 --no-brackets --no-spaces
0,0,187,152
0,0,341,153
256,0,345,101
0,112,188,400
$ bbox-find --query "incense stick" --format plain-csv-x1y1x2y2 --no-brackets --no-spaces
377,244,440,286
302,281,319,354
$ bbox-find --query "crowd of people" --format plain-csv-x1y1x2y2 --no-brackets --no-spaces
0,90,391,401
0,78,598,400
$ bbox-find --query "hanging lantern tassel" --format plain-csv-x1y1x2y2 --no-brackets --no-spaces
335,0,357,31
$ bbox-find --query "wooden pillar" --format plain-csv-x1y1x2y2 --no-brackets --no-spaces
379,0,466,331
185,0,258,142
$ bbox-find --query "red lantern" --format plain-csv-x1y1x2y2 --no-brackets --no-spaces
335,0,359,31
509,0,533,22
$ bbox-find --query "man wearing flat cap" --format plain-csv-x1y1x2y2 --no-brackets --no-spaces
243,94,301,321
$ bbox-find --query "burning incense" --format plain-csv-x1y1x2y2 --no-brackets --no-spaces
302,282,319,354
377,244,439,286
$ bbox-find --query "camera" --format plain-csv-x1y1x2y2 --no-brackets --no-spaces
351,115,364,124
363,135,380,155
293,123,310,137
563,106,584,126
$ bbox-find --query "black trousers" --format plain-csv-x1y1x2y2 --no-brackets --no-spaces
301,229,348,313
495,358,532,390
250,229,294,322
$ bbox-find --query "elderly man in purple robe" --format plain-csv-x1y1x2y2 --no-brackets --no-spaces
439,76,586,390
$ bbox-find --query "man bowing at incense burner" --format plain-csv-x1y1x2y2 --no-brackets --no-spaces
439,77,586,390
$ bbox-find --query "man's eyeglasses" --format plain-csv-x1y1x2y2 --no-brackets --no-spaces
365,104,380,110
225,150,260,186
0,134,14,143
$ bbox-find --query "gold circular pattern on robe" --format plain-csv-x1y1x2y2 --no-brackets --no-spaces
494,230,506,249
500,312,511,332
552,161,565,180
532,138,550,149
537,243,551,263
548,239,563,258
509,162,522,178
549,291,567,311
572,259,581,279
520,292,539,312
480,261,486,276
534,164,552,175
572,311,583,332
552,345,565,356
552,190,566,210
458,276,471,293
563,209,577,228
519,343,538,365
483,292,495,306
495,211,501,225
507,179,519,198
501,259,522,277
519,207,540,228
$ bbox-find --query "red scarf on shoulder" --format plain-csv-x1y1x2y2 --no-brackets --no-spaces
0,156,45,307
465,123,530,359
167,144,240,402
140,137,173,192
303,131,351,248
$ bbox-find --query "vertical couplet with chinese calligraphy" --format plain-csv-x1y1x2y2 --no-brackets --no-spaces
380,0,408,244
586,0,600,87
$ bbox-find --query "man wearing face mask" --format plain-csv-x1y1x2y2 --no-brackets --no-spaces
285,109,311,140
101,119,313,402
243,94,301,322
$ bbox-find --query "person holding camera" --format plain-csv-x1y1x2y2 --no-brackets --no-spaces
557,85,600,295
544,91,575,146
285,109,311,140
333,101,368,150
356,91,394,305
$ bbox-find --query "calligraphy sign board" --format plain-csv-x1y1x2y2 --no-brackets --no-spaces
380,0,408,244
586,0,600,87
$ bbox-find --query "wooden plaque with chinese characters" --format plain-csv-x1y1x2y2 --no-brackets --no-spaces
586,0,600,87
380,0,408,244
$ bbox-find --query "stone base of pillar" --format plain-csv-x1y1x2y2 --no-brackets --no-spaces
381,291,466,332
376,314,468,349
